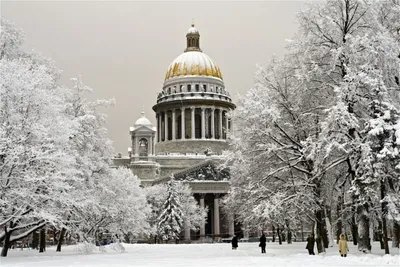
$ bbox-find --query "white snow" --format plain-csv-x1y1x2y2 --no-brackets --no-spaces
1,242,399,267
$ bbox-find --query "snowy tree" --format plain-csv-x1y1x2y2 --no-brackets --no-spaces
175,182,208,235
75,167,151,245
0,19,152,256
145,179,207,242
224,0,400,254
156,179,184,242
0,18,76,257
55,76,151,250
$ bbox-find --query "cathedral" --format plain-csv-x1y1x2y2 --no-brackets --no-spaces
113,24,239,241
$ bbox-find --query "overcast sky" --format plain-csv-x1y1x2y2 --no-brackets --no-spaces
2,1,306,154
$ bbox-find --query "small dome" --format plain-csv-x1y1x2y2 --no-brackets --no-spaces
134,110,153,127
187,24,199,35
164,51,223,81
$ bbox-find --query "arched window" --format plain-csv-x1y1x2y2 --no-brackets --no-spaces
139,138,148,156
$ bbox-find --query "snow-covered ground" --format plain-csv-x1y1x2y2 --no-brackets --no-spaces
1,242,399,267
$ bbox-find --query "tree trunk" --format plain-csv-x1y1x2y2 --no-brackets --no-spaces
272,225,276,242
380,181,390,254
378,220,385,249
393,221,400,248
287,230,292,244
277,225,282,245
357,205,371,253
336,192,343,244
39,228,46,253
1,227,11,257
351,212,358,245
56,228,66,252
381,216,389,254
32,231,39,249
322,209,331,248
315,210,326,253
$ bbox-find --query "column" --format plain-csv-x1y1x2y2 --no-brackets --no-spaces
172,109,176,140
201,107,205,139
158,113,162,142
185,222,191,241
133,136,137,155
164,111,168,141
211,108,215,139
191,107,195,139
219,109,223,139
200,195,205,238
149,135,153,155
225,110,229,138
228,213,235,237
134,136,138,156
214,194,220,236
181,108,185,140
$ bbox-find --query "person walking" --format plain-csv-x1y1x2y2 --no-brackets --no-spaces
231,235,238,250
338,234,349,257
306,234,315,255
259,233,267,253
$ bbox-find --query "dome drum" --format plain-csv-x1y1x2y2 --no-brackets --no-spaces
156,92,233,106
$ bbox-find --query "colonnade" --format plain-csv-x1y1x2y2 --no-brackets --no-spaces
156,107,230,142
184,193,235,240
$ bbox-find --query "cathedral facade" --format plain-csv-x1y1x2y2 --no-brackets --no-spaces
113,24,238,240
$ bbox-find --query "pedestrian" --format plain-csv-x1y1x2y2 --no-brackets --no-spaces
306,234,315,255
259,233,267,253
231,235,238,250
338,234,349,257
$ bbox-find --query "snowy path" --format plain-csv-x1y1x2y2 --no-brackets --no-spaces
1,242,399,267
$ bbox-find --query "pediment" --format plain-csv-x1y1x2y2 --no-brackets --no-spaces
173,160,230,182
130,125,156,133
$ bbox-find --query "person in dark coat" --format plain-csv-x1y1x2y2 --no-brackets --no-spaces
259,233,267,253
231,235,238,250
306,234,315,255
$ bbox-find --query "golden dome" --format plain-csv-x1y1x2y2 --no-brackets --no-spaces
164,51,223,81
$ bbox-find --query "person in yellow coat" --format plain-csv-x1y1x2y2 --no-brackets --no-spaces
338,234,349,257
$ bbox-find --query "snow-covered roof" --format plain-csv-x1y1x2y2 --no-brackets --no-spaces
164,51,222,81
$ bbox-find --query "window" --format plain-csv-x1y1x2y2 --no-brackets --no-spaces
203,84,207,91
180,85,183,92
168,88,171,94
187,84,191,92
139,138,148,157
195,84,199,92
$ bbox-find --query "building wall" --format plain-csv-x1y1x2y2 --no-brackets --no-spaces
155,139,228,154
